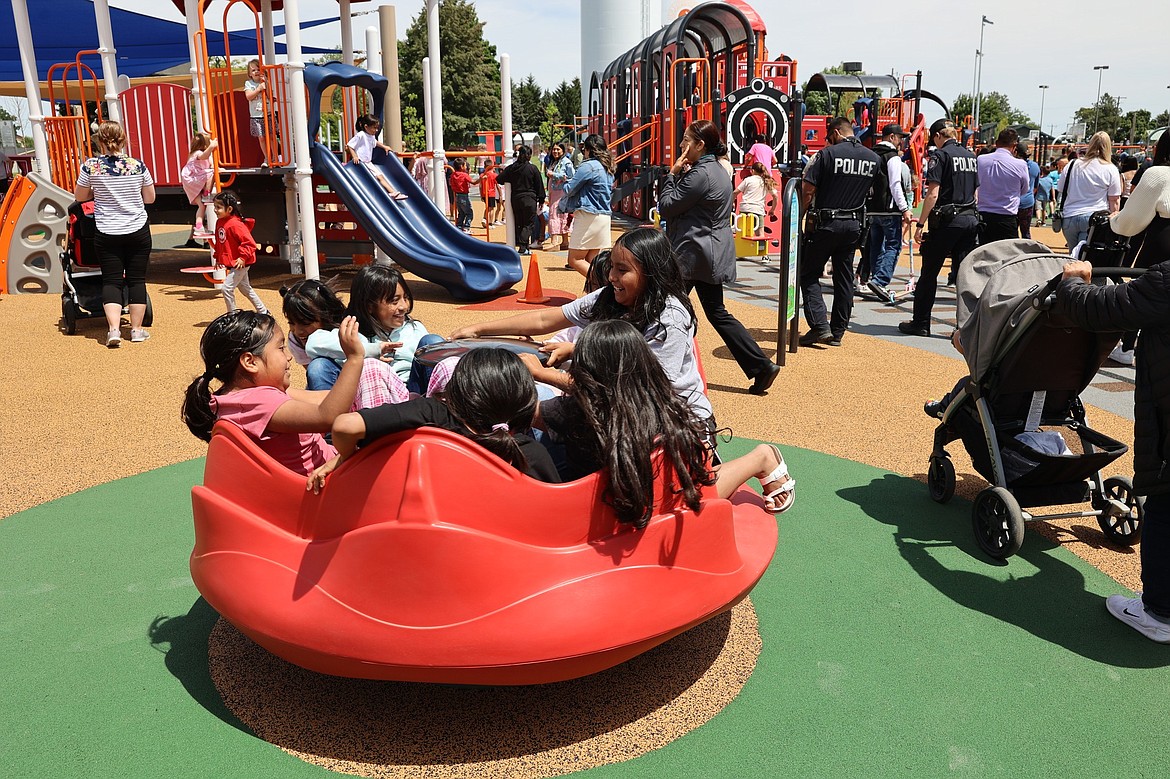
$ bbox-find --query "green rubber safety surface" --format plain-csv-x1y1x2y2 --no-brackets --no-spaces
2,442,1167,778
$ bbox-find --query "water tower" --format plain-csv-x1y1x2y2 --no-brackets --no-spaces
580,0,660,117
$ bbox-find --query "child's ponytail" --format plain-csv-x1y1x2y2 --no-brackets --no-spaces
181,310,277,442
213,189,244,220
443,348,536,472
467,423,529,472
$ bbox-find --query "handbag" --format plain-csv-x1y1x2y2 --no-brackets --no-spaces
1051,161,1075,232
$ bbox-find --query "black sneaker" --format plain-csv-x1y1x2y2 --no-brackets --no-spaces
898,321,931,337
827,334,843,346
798,328,833,347
923,399,945,419
179,238,201,249
748,362,780,395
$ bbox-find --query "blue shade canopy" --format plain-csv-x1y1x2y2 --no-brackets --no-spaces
0,2,337,82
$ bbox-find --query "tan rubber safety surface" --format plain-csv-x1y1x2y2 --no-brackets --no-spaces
0,223,1143,777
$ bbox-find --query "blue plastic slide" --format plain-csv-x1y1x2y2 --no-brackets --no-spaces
305,63,522,301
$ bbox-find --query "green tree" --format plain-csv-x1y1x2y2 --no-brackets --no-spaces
401,101,427,152
801,63,856,117
537,102,561,149
1072,94,1148,143
1154,110,1170,129
511,74,544,135
397,0,501,148
549,79,582,125
0,107,15,122
952,91,1032,136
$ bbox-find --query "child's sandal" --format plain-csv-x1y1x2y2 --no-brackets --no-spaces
760,444,795,514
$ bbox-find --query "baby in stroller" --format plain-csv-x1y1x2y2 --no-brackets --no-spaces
920,239,1142,560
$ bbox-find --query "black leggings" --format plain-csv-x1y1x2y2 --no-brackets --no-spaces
95,224,152,306
512,195,537,250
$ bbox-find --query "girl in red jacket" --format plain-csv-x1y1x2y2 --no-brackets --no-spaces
212,190,269,315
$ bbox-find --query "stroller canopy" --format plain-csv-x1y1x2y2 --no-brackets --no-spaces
955,239,1069,383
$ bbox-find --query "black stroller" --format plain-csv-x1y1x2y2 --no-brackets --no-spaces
60,201,153,335
924,240,1143,560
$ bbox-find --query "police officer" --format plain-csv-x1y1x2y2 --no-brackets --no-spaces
898,118,979,337
799,116,880,346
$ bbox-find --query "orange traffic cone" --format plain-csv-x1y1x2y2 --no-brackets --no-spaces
518,251,550,304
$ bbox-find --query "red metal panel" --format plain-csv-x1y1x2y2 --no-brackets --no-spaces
121,83,194,188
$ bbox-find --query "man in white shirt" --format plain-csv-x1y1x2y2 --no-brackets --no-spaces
864,124,913,304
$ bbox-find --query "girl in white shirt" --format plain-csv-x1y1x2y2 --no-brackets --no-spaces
347,114,408,201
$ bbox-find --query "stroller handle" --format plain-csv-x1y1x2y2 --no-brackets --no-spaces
1032,268,1147,311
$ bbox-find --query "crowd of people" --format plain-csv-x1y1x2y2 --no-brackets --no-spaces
66,103,1166,645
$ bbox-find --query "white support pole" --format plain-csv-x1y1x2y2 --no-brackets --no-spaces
426,0,447,211
11,0,49,174
261,0,277,66
284,172,301,271
185,0,207,132
380,5,403,151
365,25,389,263
500,53,515,248
340,0,357,126
281,0,320,279
91,0,123,123
422,57,434,152
365,27,380,75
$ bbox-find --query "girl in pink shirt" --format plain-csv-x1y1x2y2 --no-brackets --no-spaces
182,310,366,474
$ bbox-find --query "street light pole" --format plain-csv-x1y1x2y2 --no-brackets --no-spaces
973,15,993,138
1092,65,1109,135
1038,85,1048,160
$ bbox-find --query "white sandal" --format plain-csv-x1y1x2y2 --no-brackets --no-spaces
760,444,795,514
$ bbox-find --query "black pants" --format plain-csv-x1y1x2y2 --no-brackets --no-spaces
685,280,771,379
95,224,151,307
910,223,978,329
512,195,537,251
1016,206,1034,239
800,227,860,338
1143,493,1170,618
979,211,1018,243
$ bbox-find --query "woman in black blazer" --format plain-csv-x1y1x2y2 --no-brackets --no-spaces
658,120,779,395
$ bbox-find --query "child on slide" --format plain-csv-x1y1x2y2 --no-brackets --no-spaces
347,114,408,201
182,311,365,475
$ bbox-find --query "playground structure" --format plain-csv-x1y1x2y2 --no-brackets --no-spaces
191,420,777,684
584,0,947,229
802,70,949,204
3,0,523,301
586,0,799,221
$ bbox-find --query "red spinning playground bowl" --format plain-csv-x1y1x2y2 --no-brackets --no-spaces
190,422,778,685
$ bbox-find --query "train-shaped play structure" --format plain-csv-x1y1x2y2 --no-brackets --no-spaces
583,0,948,226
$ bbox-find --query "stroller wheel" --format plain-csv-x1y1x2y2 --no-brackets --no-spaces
62,296,79,335
1095,476,1144,546
927,456,955,503
972,487,1024,560
143,294,154,328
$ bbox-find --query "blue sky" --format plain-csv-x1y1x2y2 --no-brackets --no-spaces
106,1,1170,134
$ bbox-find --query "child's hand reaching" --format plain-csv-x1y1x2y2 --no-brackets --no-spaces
338,315,366,361
541,341,574,367
379,341,404,362
233,258,244,269
306,453,344,494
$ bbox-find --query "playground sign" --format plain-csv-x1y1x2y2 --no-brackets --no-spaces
776,176,801,364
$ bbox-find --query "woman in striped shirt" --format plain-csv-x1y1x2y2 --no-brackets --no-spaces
74,121,156,348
